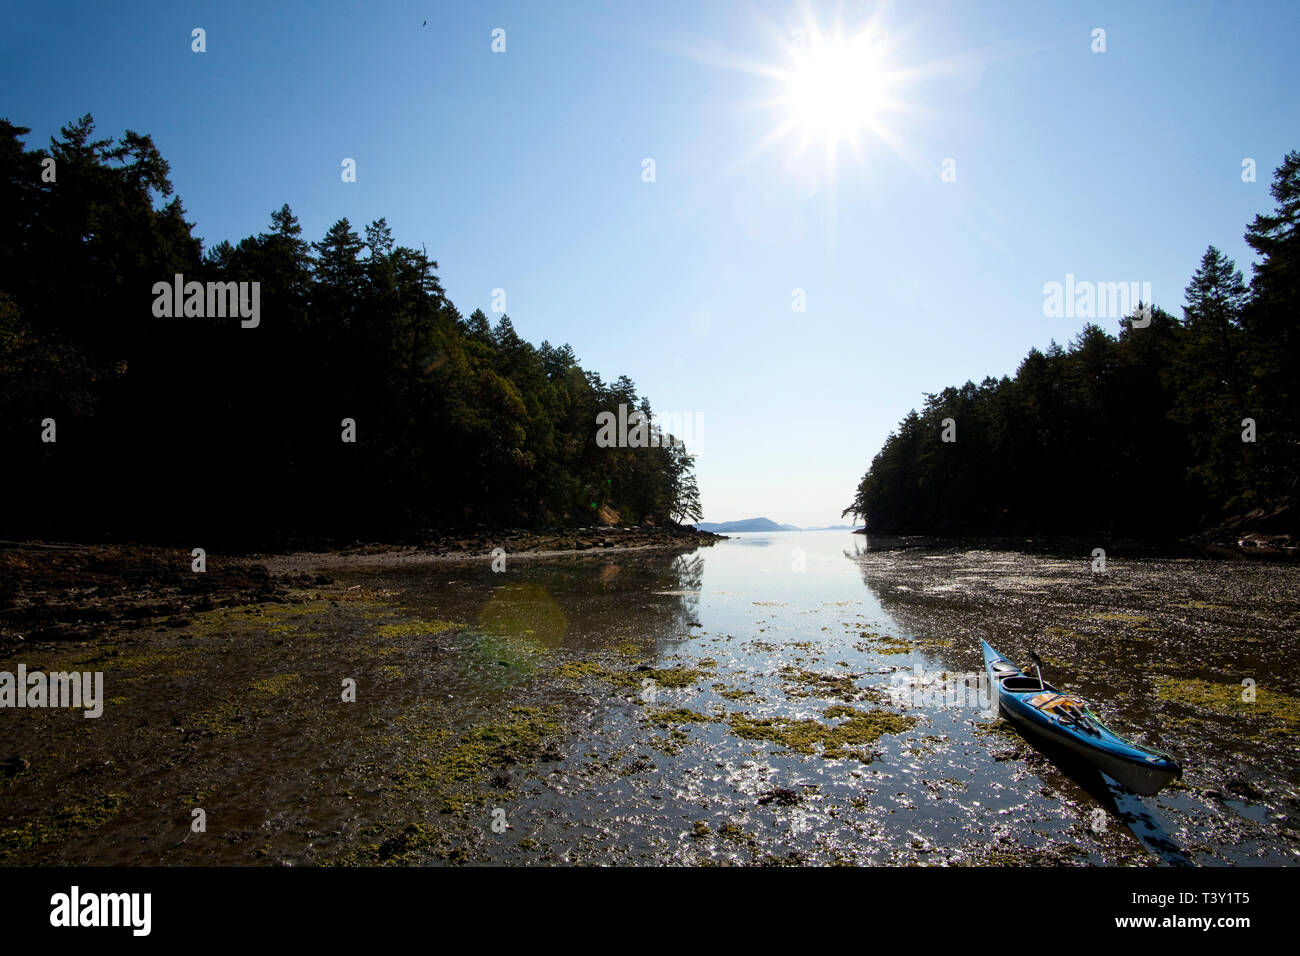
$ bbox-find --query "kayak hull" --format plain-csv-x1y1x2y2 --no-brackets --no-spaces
981,639,1181,796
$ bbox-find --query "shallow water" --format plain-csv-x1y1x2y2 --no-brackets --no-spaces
3,531,1297,865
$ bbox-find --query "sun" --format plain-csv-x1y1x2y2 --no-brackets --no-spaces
782,29,893,149
683,6,955,189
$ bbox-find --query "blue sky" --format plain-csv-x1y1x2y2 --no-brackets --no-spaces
3,0,1297,526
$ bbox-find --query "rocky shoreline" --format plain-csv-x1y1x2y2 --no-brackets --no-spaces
0,524,722,655
1187,496,1300,558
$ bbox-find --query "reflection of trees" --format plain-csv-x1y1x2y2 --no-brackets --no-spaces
841,542,1015,680
843,534,912,557
590,549,706,634
658,552,705,624
668,553,704,592
843,546,881,600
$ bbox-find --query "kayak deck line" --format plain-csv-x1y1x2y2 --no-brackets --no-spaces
980,639,1182,796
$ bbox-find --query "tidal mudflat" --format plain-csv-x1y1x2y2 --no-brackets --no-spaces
1,532,1296,865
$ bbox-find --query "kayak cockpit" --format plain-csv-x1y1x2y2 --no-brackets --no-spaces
1000,676,1056,692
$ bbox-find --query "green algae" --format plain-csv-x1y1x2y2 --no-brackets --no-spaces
190,672,301,735
249,673,299,697
190,700,248,736
396,707,564,790
961,842,1089,866
181,599,331,639
779,666,877,702
375,618,462,639
972,718,1026,742
1155,676,1299,727
717,822,758,850
822,704,860,719
727,706,918,761
553,659,610,681
716,685,758,700
873,636,914,655
1091,612,1151,624
0,792,129,864
328,821,449,866
62,644,201,672
647,727,692,756
852,632,913,655
559,663,710,691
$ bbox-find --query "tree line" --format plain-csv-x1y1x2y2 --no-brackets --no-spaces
844,151,1300,537
0,115,702,541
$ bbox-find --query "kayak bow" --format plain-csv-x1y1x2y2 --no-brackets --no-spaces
981,639,1181,796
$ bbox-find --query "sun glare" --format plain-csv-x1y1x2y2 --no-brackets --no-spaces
783,30,892,147
695,7,946,191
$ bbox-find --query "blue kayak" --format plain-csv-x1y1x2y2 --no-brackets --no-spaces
981,639,1181,796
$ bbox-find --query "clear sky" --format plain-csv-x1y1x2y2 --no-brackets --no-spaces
4,0,1297,527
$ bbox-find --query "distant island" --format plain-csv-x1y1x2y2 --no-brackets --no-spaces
693,517,860,533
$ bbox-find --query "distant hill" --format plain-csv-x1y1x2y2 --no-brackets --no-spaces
694,518,861,533
694,517,790,533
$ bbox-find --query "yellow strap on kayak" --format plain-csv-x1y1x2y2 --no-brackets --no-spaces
1034,693,1087,715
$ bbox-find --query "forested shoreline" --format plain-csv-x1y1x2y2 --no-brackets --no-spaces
844,152,1300,541
0,115,703,543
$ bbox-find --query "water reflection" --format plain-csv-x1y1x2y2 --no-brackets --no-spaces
330,531,1294,864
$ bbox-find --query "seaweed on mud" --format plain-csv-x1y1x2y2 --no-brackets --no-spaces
958,841,1090,866
779,666,881,703
853,632,913,655
715,685,759,701
553,659,611,681
374,618,462,639
0,792,129,864
726,706,918,761
550,661,712,692
717,822,759,851
188,672,302,735
394,706,564,790
1155,676,1299,730
182,598,332,639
